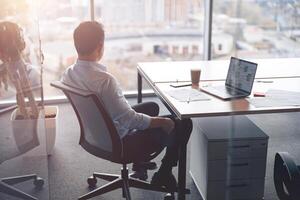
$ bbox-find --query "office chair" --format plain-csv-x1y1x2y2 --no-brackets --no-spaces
274,152,300,200
0,112,44,200
51,81,177,200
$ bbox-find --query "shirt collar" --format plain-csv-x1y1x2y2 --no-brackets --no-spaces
76,59,107,72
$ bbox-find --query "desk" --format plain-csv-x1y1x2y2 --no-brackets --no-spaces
137,58,300,200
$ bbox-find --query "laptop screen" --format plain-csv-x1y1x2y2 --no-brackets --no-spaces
225,57,257,93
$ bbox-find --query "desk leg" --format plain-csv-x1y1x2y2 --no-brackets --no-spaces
178,143,187,200
137,73,142,103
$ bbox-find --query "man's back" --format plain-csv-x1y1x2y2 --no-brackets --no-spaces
61,60,151,139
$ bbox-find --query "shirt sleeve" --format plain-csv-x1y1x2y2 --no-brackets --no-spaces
100,75,151,131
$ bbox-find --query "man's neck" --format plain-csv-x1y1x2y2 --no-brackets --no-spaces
78,55,98,62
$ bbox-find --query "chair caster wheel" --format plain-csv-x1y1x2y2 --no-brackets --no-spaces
87,176,97,188
34,177,44,188
164,193,175,200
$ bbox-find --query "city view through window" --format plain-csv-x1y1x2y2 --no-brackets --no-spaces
0,0,300,103
213,0,300,59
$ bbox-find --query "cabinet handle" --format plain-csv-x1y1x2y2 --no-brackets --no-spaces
230,145,250,149
227,183,247,188
230,163,249,167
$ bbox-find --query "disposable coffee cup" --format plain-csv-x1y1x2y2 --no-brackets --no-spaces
191,68,201,85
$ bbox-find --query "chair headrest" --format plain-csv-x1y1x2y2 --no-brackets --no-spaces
50,81,93,97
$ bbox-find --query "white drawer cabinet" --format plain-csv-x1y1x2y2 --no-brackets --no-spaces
207,140,268,160
208,158,266,180
207,179,265,200
190,116,269,200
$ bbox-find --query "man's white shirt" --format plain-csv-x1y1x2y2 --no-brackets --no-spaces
61,60,151,138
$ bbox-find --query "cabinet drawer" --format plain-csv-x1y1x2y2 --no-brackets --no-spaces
208,158,266,181
208,140,268,160
207,179,265,200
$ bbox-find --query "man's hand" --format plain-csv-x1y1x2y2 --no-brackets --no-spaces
149,117,175,134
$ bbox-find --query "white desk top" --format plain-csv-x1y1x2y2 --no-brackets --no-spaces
138,58,300,83
138,58,300,119
152,78,300,119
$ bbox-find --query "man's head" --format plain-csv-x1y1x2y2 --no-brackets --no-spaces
73,21,105,61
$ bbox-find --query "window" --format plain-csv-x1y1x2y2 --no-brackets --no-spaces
0,0,42,103
192,45,199,55
0,0,204,101
172,45,179,55
95,0,204,91
38,0,89,97
212,0,300,60
2,0,300,103
182,46,189,56
218,44,222,51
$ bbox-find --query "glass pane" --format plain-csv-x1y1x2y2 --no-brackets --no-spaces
0,1,50,199
95,0,204,91
213,0,300,60
38,0,89,97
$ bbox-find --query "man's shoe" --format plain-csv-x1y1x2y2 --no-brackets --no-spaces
132,162,157,171
151,172,177,192
130,170,148,181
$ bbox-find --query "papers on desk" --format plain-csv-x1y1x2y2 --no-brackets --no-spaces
165,88,210,102
248,89,300,107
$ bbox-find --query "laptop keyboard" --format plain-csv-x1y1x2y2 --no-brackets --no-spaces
227,88,246,95
213,86,244,95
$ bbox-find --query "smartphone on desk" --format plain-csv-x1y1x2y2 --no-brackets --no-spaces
170,83,192,88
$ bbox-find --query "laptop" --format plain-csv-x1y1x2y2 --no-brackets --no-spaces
201,57,257,100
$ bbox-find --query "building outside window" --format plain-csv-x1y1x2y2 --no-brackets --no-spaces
212,0,300,59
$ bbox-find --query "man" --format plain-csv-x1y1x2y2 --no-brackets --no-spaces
61,21,192,190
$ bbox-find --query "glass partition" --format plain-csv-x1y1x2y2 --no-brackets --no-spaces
197,2,300,199
37,0,89,98
0,1,50,199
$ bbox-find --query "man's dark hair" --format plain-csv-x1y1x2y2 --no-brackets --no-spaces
73,21,104,56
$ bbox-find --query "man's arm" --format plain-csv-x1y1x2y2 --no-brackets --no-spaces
101,75,174,134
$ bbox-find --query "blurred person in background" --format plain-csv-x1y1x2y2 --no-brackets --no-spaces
0,21,40,96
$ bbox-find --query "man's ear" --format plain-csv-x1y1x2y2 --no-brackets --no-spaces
100,45,104,54
97,44,104,59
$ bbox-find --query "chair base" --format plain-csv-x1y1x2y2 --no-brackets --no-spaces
78,164,187,200
0,174,44,200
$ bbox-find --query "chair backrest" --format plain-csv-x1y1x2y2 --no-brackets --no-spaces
50,81,122,162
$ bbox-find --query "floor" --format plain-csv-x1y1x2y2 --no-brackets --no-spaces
1,96,300,199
